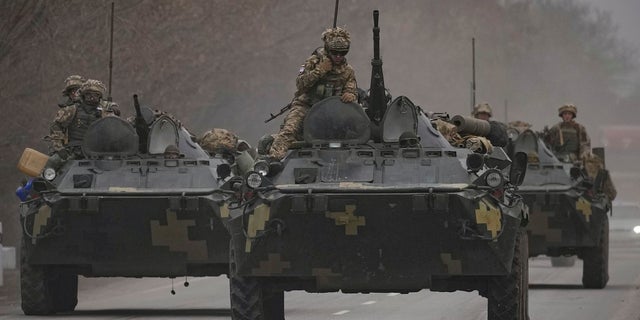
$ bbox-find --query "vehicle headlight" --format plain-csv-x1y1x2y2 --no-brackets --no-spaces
633,226,640,234
466,153,484,172
43,167,57,181
485,170,504,188
246,172,262,189
253,160,269,176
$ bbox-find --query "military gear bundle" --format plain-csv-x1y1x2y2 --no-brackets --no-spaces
472,102,493,117
558,103,577,118
199,128,239,156
322,27,350,53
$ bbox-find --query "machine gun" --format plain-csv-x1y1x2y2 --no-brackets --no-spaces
133,94,149,153
367,10,387,125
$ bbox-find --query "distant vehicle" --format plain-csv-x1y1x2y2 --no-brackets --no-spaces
507,128,611,288
16,101,232,315
610,201,640,237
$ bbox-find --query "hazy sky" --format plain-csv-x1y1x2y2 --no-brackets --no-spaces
579,0,640,51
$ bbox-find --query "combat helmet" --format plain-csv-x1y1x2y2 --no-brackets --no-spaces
63,75,86,94
472,102,493,117
322,27,350,54
558,104,577,118
80,79,107,97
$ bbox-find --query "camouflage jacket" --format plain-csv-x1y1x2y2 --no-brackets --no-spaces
544,120,590,161
48,102,119,152
294,49,357,105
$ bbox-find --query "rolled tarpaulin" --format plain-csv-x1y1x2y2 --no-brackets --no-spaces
451,115,491,136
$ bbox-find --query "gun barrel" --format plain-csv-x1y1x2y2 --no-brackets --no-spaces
133,94,142,117
368,10,386,125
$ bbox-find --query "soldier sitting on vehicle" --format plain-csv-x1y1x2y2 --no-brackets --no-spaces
267,26,358,160
46,79,120,168
198,128,256,176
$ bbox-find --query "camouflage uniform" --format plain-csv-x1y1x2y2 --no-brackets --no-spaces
48,79,118,153
269,27,358,160
472,102,508,147
58,75,86,108
199,128,256,175
433,119,493,154
544,104,591,162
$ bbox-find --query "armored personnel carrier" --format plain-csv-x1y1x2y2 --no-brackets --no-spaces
223,11,530,320
507,127,611,288
16,97,232,315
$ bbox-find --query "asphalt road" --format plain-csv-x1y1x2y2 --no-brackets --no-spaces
1,231,639,320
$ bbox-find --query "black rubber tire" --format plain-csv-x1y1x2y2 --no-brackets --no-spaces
19,237,79,315
229,246,284,320
550,256,577,267
582,217,609,289
488,229,529,320
52,273,79,313
20,237,54,315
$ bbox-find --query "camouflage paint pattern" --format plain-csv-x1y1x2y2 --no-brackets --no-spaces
150,209,208,261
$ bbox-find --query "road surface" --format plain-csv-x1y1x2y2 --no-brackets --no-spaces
1,231,639,319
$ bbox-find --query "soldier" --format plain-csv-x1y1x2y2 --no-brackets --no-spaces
472,102,508,147
544,103,591,162
268,27,358,160
48,79,118,159
199,128,256,175
58,75,86,108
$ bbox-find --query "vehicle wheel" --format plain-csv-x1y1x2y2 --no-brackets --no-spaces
582,217,609,289
20,238,54,315
52,273,79,313
550,256,576,267
229,246,284,320
488,229,529,320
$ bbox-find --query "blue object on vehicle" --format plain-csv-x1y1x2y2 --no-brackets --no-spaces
16,178,34,201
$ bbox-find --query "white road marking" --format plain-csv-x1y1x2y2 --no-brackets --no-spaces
387,292,400,297
362,300,377,305
333,310,350,315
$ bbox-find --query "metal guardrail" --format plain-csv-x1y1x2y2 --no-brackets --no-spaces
0,221,17,287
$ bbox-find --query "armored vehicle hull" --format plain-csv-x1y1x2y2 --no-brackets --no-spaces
508,129,611,288
18,113,231,314
226,94,529,320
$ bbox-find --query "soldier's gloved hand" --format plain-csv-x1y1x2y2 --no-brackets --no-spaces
340,92,357,103
317,56,333,74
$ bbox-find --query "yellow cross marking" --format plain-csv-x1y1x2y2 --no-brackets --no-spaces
245,204,270,252
441,253,462,274
150,209,207,261
219,203,230,218
32,206,52,244
251,253,291,276
576,197,592,222
475,200,502,239
326,204,366,235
